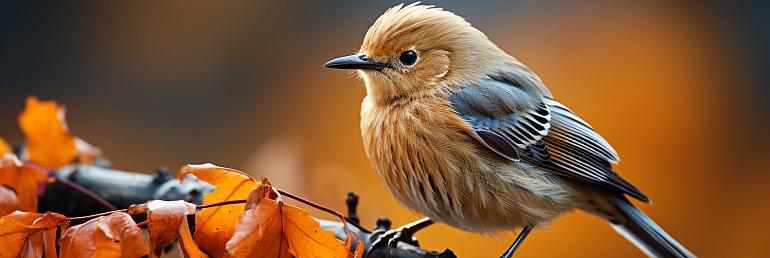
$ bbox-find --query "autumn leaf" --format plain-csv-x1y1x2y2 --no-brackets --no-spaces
225,181,289,258
141,200,197,257
59,218,97,258
0,211,65,258
0,186,19,217
95,212,150,258
18,96,78,168
59,212,149,258
0,137,10,155
225,180,360,258
178,215,209,258
178,163,258,257
0,154,48,212
284,200,360,257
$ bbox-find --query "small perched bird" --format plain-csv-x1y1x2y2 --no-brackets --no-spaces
325,3,693,257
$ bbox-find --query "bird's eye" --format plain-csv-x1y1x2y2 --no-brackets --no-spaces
399,50,418,66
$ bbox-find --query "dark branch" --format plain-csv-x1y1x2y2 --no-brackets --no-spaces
39,164,455,258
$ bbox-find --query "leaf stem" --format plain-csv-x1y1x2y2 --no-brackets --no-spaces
196,199,247,209
58,180,372,235
66,209,127,221
50,176,118,210
276,188,372,234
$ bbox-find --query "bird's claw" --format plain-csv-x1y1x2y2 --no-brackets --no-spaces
368,228,413,256
366,219,433,257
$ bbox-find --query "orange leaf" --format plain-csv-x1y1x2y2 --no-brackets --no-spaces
95,212,150,258
0,154,48,212
178,163,258,257
225,182,290,258
0,186,19,217
0,137,10,155
0,211,65,257
60,212,149,258
59,216,98,258
144,200,196,257
18,96,78,168
178,215,209,258
283,203,354,258
225,181,358,258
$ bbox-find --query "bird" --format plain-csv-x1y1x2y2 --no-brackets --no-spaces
324,3,694,258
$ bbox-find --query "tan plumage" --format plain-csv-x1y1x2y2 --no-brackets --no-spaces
326,3,694,257
359,3,575,233
361,91,574,232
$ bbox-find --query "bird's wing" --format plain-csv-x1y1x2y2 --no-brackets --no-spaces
449,79,649,202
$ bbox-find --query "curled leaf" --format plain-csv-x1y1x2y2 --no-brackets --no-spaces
178,215,209,258
0,186,19,216
0,211,65,258
126,203,148,216
18,96,77,168
0,154,48,212
226,183,358,258
144,200,196,256
178,163,258,257
59,217,98,258
60,212,149,258
225,181,289,258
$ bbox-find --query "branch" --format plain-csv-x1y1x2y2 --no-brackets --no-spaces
39,164,213,217
39,164,456,258
48,176,117,210
318,193,457,258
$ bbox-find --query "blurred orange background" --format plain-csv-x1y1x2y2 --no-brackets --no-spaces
1,1,769,257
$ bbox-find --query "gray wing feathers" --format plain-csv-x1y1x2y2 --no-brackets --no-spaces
544,98,619,163
456,80,543,117
450,82,551,151
450,78,649,202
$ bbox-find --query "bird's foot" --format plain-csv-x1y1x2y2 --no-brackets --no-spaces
367,217,433,257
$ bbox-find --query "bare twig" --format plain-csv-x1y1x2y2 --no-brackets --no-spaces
49,176,118,210
276,188,372,234
196,199,246,209
66,209,127,221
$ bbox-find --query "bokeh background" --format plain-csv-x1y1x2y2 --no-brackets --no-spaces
1,1,769,257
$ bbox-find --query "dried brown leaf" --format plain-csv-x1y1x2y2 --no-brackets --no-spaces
0,186,19,217
0,211,65,257
225,182,289,258
144,200,196,256
226,183,358,258
60,212,149,258
0,154,48,212
178,215,209,258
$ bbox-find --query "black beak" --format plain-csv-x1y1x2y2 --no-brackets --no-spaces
324,54,391,71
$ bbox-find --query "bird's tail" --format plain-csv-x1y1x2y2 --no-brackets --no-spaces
608,195,695,258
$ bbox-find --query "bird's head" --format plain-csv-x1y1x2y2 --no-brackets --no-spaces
325,3,516,104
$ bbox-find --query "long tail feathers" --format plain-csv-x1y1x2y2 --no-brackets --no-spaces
609,196,695,258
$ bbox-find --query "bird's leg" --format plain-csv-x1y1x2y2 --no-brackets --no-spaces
367,217,434,256
500,225,533,258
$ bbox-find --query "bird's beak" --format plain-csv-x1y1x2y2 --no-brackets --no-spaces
324,54,391,71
